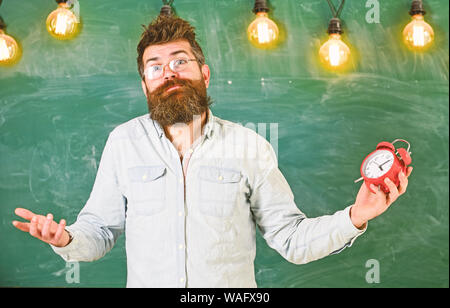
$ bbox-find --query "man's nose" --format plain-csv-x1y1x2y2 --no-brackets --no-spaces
162,63,178,80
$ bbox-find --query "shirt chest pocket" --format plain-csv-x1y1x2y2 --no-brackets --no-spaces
128,165,166,215
198,166,242,217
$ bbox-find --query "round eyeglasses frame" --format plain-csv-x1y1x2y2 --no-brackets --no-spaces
144,58,197,80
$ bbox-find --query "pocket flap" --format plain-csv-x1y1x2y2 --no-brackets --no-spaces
128,165,166,182
199,166,241,183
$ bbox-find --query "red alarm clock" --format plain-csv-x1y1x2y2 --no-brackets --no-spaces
355,139,412,194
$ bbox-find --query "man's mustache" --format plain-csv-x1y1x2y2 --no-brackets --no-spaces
152,78,193,96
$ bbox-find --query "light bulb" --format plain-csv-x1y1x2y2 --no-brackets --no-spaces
0,29,20,66
46,2,79,40
319,33,351,70
403,14,434,50
247,12,279,48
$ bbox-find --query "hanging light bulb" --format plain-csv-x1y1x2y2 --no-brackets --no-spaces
159,0,174,16
403,0,434,50
0,16,21,66
319,18,351,70
46,0,80,40
247,0,279,49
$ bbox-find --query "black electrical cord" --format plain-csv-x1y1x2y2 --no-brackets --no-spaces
326,0,345,18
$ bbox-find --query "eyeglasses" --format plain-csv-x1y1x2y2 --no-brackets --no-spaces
144,57,197,80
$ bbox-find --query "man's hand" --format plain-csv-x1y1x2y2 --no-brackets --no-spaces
350,167,413,229
12,208,71,248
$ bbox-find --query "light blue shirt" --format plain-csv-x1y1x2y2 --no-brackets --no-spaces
52,108,366,287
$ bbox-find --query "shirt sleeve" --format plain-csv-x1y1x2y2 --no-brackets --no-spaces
51,132,126,262
249,138,366,265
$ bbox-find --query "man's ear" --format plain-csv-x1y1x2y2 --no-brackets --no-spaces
141,79,148,98
201,64,211,89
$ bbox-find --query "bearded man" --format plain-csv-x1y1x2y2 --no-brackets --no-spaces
13,15,412,288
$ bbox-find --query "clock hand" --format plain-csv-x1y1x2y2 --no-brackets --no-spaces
371,160,383,171
378,159,392,171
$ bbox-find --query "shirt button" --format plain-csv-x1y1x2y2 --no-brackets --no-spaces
178,244,184,250
218,175,223,181
180,277,185,283
142,174,147,181
179,178,183,184
188,149,194,154
178,211,183,217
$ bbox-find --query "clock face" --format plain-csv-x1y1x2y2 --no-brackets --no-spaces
362,149,395,179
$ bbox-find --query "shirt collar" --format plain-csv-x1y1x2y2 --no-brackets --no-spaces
151,108,215,139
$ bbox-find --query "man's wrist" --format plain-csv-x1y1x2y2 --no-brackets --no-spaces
56,229,73,248
350,205,367,230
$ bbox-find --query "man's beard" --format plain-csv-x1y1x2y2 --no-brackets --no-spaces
146,77,212,127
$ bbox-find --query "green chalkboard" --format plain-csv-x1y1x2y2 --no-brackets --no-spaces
1,0,448,287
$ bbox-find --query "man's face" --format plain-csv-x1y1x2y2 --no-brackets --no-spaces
141,40,211,127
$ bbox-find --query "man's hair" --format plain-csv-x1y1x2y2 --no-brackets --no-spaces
137,15,206,80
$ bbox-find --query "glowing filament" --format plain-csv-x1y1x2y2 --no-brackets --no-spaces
412,25,425,47
329,43,340,67
257,22,270,44
0,37,10,61
55,13,70,35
